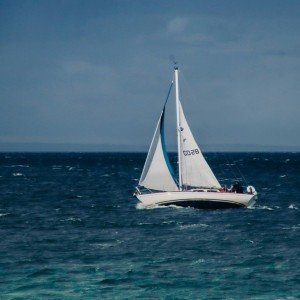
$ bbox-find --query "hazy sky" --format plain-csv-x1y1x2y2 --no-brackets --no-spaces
1,0,300,150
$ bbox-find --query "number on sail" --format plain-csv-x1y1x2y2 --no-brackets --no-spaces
183,149,199,156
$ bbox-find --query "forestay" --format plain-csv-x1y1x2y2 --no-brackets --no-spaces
139,108,178,191
178,101,221,188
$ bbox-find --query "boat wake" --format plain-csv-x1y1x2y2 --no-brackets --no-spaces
248,205,274,210
136,202,184,210
248,204,298,210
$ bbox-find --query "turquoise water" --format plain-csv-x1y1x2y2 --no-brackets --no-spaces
0,153,299,299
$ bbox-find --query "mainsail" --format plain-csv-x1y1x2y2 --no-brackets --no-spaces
139,107,178,191
178,100,221,188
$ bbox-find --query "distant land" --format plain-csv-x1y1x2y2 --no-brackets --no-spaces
0,142,299,152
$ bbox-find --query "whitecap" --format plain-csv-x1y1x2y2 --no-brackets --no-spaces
137,222,153,226
279,175,286,178
288,204,298,210
0,213,10,217
12,173,23,176
61,217,82,222
179,223,209,230
162,220,175,225
12,165,29,168
282,225,299,231
94,243,115,249
191,258,205,265
254,205,274,211
285,159,290,162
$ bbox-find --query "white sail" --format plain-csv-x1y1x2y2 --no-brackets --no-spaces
139,108,178,191
178,101,221,188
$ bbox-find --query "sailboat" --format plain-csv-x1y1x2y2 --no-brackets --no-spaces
134,66,257,209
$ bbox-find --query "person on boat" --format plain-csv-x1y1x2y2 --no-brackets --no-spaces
219,186,225,192
236,182,244,193
229,181,244,194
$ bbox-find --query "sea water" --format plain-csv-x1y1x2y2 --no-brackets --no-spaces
0,152,299,299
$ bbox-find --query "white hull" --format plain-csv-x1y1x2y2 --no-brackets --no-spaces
136,191,257,209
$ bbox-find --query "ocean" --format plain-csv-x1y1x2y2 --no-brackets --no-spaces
0,152,299,299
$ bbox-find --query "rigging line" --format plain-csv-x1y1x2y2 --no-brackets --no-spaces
163,81,174,107
180,71,198,112
228,154,249,186
233,159,249,186
222,152,248,186
213,151,227,185
222,152,239,181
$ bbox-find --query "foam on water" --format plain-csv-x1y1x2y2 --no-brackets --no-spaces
288,204,298,209
12,172,23,176
135,202,182,210
179,223,209,229
0,213,10,217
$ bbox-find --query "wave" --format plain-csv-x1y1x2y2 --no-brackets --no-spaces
179,223,209,230
6,164,30,168
0,213,10,217
60,217,82,222
288,204,298,210
94,242,117,249
12,172,23,176
191,258,206,265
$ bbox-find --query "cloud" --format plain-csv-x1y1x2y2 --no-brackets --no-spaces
166,17,188,34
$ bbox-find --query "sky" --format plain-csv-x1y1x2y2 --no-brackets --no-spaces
1,0,300,151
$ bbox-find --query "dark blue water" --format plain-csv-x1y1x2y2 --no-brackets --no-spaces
0,152,299,299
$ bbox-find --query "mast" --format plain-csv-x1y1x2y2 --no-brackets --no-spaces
174,66,182,190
